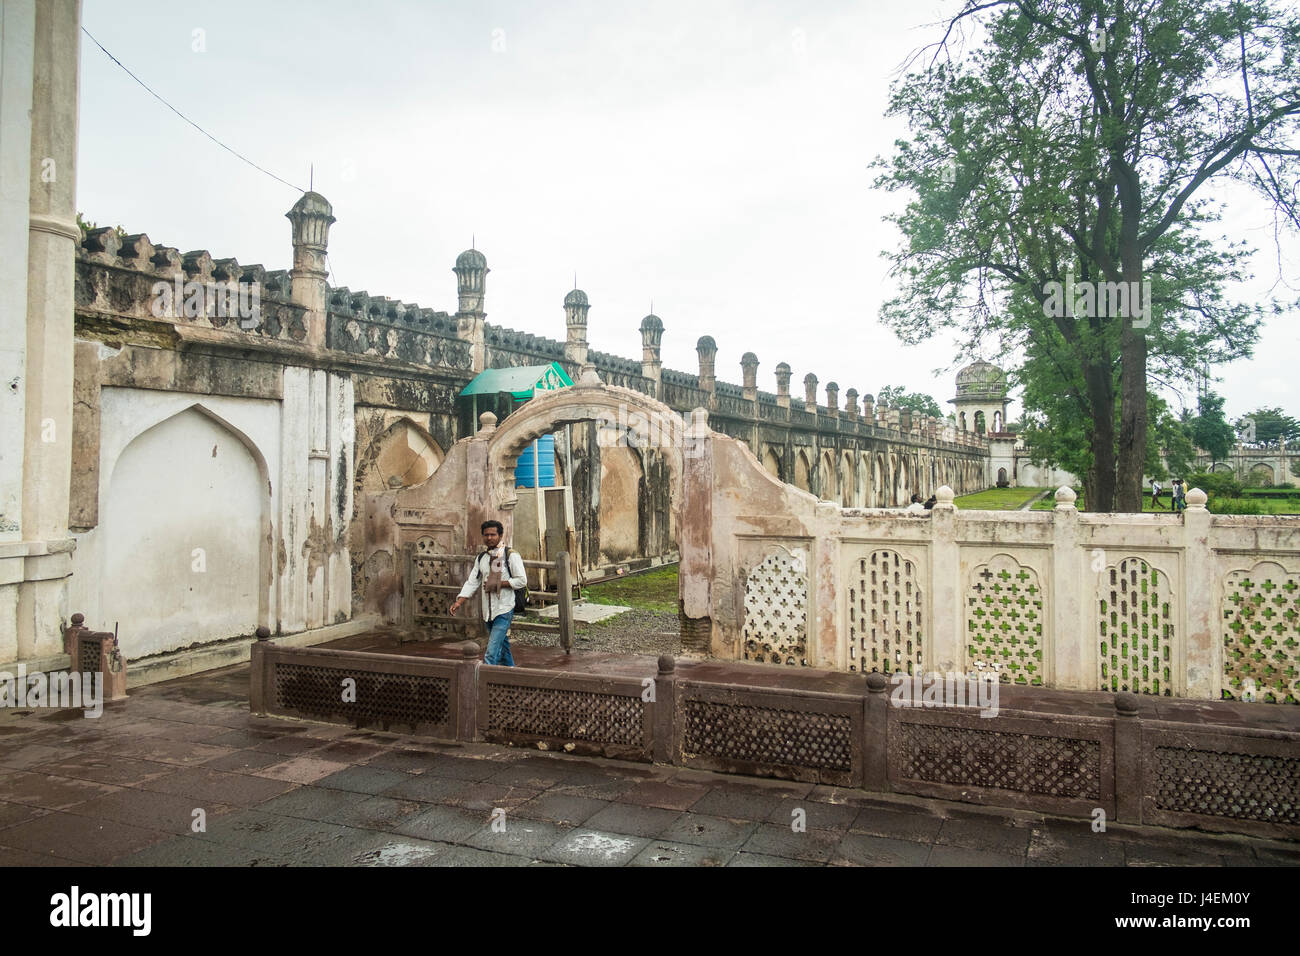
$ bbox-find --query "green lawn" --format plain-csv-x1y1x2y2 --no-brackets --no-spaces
953,487,1051,510
581,564,679,612
1028,494,1300,514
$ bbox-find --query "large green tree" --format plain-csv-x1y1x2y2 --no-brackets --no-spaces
1190,391,1237,461
1236,405,1300,443
874,0,1300,511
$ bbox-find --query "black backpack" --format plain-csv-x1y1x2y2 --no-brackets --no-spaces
479,547,529,614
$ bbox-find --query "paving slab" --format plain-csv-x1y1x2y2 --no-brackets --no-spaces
927,845,1024,866
202,749,292,775
581,803,683,838
64,787,238,835
766,798,862,832
29,753,175,788
850,806,945,843
394,805,492,845
726,851,809,867
0,811,170,866
254,755,353,785
739,823,842,863
935,817,1033,856
832,832,931,866
512,792,609,827
630,840,735,867
325,795,430,832
618,780,710,812
658,812,759,850
115,835,290,867
255,786,370,821
541,828,649,866
137,767,296,807
466,818,571,857
1026,825,1126,867
315,765,416,795
0,771,122,811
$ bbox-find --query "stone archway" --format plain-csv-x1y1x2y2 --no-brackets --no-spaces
486,381,689,528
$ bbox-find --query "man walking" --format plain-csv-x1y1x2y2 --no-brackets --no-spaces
1150,478,1164,509
449,520,528,666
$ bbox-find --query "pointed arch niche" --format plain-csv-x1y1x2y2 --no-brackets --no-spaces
99,404,272,658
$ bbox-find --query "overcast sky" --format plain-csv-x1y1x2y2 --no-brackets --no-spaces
76,1,1299,422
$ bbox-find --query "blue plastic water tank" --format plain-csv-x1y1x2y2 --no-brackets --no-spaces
514,435,556,487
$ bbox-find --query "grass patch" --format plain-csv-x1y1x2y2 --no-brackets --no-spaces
1028,494,1300,514
953,487,1050,510
581,564,679,613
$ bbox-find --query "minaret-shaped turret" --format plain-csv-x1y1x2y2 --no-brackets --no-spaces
564,288,590,366
286,191,335,348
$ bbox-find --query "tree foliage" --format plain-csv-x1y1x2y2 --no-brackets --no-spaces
1189,391,1237,460
877,385,944,417
874,0,1300,511
1236,405,1300,443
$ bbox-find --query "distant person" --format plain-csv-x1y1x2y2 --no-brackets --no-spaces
1151,478,1164,509
1172,478,1186,513
906,493,927,514
448,520,528,666
923,494,938,510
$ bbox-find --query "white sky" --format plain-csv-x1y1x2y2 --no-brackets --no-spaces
76,1,1299,422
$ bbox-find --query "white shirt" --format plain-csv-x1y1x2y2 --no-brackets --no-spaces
458,547,528,621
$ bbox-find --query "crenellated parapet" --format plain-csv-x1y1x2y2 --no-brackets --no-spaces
75,228,310,343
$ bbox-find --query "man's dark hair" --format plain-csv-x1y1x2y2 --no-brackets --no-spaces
481,520,504,535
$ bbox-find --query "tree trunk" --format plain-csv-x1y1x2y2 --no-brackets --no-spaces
1116,246,1148,512
1084,361,1116,511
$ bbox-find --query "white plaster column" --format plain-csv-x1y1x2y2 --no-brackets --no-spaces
1182,488,1214,698
3,0,80,662
929,486,960,673
1050,486,1086,689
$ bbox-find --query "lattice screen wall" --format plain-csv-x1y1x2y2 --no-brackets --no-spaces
741,551,809,666
847,549,924,675
965,554,1045,685
1222,561,1300,704
1098,556,1175,695
411,535,458,634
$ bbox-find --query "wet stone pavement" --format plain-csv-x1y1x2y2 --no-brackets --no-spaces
0,664,1296,867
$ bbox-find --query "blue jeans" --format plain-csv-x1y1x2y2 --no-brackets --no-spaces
485,610,515,666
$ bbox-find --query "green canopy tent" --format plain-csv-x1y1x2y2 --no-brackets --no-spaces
460,362,573,431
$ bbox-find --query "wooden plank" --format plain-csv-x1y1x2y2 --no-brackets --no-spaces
557,550,573,654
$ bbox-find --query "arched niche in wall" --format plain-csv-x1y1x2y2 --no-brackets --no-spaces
100,404,270,659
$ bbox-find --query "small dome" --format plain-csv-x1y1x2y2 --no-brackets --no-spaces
696,335,717,351
775,362,791,374
741,351,759,366
861,393,874,403
564,288,589,307
956,359,1005,385
640,313,663,331
455,248,487,271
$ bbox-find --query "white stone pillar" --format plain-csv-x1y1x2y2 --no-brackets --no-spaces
1050,486,1086,689
3,0,80,663
929,486,960,673
1182,488,1214,698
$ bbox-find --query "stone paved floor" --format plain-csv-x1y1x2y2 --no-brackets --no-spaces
0,664,1295,867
